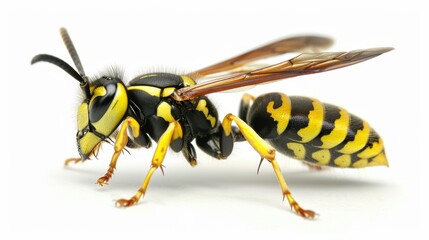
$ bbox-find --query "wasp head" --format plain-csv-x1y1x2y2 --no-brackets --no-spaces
31,28,131,160
76,76,128,160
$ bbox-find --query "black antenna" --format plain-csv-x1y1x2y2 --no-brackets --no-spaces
60,28,86,77
31,54,85,83
60,28,91,98
31,28,91,98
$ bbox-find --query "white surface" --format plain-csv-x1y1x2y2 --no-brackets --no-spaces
4,1,425,239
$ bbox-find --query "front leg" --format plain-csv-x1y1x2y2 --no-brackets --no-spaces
115,121,178,207
64,157,83,166
97,117,141,186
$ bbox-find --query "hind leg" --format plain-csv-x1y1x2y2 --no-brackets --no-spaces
219,113,316,219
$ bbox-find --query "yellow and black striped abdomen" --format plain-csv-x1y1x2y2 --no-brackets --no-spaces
247,93,388,168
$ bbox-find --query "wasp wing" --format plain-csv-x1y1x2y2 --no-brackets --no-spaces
190,36,333,78
173,47,393,101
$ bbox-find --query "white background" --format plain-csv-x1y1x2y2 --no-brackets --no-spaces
3,0,425,239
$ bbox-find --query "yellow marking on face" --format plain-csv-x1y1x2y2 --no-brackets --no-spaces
162,87,176,97
128,86,161,97
286,143,306,160
139,74,158,79
358,138,384,159
181,75,196,87
368,152,389,167
157,102,175,122
77,102,89,131
266,94,291,135
311,149,331,165
297,99,324,143
79,132,102,156
338,121,370,154
334,154,351,168
352,159,368,168
319,108,349,149
92,84,129,136
196,99,216,127
89,86,107,107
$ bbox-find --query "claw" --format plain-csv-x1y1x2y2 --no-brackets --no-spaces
283,191,317,219
115,196,138,207
64,157,82,166
96,175,110,186
294,207,317,219
97,167,115,186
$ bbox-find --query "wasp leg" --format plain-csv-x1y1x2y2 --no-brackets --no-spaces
182,141,198,167
64,157,83,166
231,93,255,142
196,135,222,159
221,113,316,219
97,117,141,186
238,93,255,122
115,121,177,207
126,132,152,149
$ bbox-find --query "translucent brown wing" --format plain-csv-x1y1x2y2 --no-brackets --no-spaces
190,36,334,77
173,47,393,101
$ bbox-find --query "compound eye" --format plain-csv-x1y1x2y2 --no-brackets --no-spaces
85,81,129,138
89,84,117,123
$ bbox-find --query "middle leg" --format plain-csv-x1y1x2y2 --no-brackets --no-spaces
115,121,178,207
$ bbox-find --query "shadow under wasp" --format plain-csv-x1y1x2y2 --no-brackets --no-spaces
32,28,392,219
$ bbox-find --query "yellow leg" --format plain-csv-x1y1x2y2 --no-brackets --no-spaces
64,157,83,166
238,93,256,121
97,117,141,186
115,121,177,207
222,113,316,219
241,93,256,104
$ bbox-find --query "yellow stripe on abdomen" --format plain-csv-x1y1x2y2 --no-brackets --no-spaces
357,136,384,159
297,98,324,143
266,94,291,135
319,107,349,149
338,120,370,154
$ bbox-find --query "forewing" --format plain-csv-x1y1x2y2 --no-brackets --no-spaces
190,36,333,77
173,47,393,101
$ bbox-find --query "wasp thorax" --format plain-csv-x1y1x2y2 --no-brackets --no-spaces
76,77,129,159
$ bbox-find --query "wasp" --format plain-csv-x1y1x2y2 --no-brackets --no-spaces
32,28,392,219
